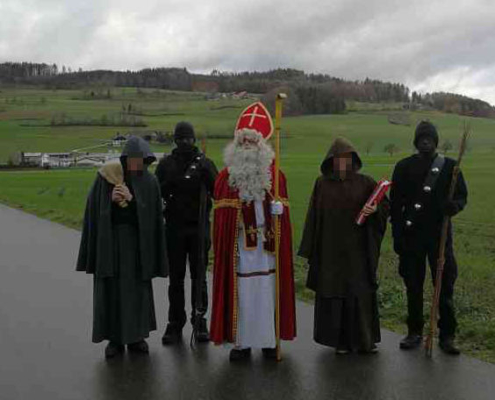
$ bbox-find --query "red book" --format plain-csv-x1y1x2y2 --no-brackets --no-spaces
356,179,392,225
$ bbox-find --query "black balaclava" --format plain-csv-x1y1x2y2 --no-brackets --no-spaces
173,121,197,156
414,121,439,148
174,121,196,140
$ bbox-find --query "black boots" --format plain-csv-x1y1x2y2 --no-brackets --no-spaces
128,340,149,354
229,348,251,362
105,340,149,358
399,333,460,355
162,323,183,345
399,334,423,350
194,318,210,343
105,342,125,359
261,347,277,359
162,317,209,345
439,337,461,355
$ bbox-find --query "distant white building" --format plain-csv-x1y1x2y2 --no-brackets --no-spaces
112,134,127,147
20,152,74,168
21,152,44,167
73,151,119,167
47,153,73,167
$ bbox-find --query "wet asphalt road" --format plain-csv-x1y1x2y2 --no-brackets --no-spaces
1,204,494,400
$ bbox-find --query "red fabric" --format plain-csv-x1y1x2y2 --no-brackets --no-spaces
240,197,275,252
235,102,274,139
210,167,297,344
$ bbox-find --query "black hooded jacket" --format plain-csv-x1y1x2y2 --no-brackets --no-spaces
76,136,169,280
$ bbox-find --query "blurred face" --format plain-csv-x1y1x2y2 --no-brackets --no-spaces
175,137,195,150
333,153,353,174
417,136,437,155
127,157,144,173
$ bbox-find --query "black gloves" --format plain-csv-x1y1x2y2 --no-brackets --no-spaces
443,200,460,217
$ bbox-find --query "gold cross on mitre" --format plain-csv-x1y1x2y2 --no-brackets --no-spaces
244,106,267,127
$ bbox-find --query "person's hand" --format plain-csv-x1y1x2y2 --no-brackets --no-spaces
362,202,378,217
111,186,124,203
112,184,133,203
271,201,284,216
444,200,460,217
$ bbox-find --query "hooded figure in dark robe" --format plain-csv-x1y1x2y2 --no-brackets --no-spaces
77,136,168,358
298,137,389,354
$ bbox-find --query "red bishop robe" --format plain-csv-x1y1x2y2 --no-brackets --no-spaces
210,165,297,344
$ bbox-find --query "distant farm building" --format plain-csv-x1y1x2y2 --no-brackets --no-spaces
21,153,47,167
233,91,248,99
48,153,73,167
112,134,127,147
20,152,73,168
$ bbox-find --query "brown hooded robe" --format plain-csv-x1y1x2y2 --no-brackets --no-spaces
298,138,389,351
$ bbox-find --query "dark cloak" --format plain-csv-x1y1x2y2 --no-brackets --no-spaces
77,136,168,280
76,136,168,344
298,137,389,349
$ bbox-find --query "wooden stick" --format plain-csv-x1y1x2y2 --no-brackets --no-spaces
425,122,470,357
274,93,286,362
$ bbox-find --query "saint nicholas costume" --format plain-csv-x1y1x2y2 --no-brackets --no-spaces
210,103,296,356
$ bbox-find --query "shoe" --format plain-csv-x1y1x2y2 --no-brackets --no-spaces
335,346,351,355
105,342,124,359
162,323,183,345
399,334,423,350
261,347,277,359
127,340,149,354
194,318,210,343
439,338,461,355
358,345,379,354
229,348,251,362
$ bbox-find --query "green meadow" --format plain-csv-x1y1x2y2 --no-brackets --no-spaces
1,87,494,361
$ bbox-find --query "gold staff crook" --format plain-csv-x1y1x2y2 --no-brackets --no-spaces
274,93,287,362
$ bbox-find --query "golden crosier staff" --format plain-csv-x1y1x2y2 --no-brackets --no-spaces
425,122,470,358
274,93,286,362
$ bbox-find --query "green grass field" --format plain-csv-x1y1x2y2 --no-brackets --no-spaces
1,87,494,361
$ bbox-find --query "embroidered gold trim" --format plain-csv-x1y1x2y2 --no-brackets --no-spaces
232,207,241,344
280,198,290,208
214,199,241,209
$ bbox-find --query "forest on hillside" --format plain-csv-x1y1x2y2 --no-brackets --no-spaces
1,62,493,118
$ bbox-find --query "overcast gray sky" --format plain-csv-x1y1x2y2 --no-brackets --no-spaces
1,0,495,104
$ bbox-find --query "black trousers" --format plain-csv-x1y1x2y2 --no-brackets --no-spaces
398,229,458,340
166,224,209,328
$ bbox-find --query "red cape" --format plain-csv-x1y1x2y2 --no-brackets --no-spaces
210,166,297,344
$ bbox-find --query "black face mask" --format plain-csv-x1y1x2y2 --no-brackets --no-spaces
175,137,195,152
416,136,437,157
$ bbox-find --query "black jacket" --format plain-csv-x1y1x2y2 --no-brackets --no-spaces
390,153,468,244
155,147,218,226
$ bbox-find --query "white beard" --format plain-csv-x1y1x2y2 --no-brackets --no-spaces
224,129,275,202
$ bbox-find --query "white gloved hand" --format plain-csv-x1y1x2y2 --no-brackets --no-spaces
271,201,284,216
